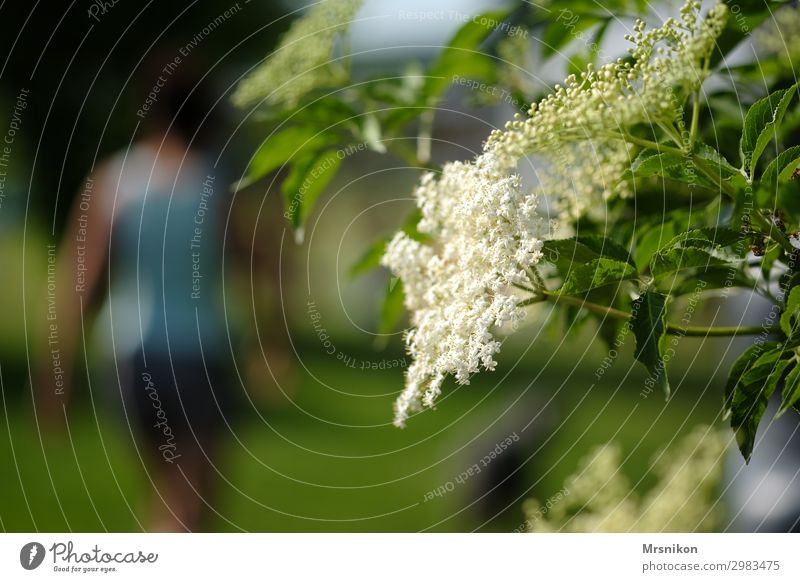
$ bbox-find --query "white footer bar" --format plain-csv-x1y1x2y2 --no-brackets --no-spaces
1,533,796,581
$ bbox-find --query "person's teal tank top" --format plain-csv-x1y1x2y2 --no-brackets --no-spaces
104,144,226,361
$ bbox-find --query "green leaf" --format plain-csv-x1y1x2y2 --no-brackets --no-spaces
542,236,634,275
672,265,753,295
724,341,781,418
659,227,741,251
629,291,670,397
694,142,740,177
350,237,388,278
626,149,686,179
780,286,800,338
634,224,676,269
378,278,405,336
542,239,605,271
361,114,386,153
237,126,338,190
556,258,637,295
741,349,785,384
648,228,740,279
730,348,791,462
422,10,508,101
740,83,798,175
541,13,599,57
597,315,621,351
777,362,800,418
575,235,634,265
651,247,731,279
625,148,718,189
761,244,783,281
762,145,800,188
350,210,428,278
281,149,342,240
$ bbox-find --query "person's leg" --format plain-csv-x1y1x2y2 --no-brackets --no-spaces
147,441,216,532
144,357,228,532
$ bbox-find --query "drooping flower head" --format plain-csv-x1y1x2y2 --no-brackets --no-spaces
382,155,544,426
383,1,728,426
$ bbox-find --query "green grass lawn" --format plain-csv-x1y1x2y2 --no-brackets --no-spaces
0,329,725,532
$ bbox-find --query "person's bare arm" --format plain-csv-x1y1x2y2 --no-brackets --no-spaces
37,164,114,424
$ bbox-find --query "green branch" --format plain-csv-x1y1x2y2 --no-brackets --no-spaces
533,291,780,337
689,91,700,148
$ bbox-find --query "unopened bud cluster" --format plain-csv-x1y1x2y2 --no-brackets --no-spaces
383,1,728,426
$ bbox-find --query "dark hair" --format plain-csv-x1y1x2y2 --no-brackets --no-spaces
136,48,216,147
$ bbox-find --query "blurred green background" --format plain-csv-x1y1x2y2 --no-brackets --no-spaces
0,0,732,532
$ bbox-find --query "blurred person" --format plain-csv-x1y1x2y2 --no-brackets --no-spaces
38,58,238,532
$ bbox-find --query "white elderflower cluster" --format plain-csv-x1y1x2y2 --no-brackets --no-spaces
383,1,727,425
487,0,727,218
382,155,544,426
524,426,728,532
232,0,364,109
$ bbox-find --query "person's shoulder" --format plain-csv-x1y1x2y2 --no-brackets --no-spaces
94,143,155,182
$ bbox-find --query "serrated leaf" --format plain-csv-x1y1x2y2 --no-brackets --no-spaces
542,239,604,271
634,224,676,269
629,291,670,397
650,247,731,279
660,227,741,251
740,83,798,175
777,362,800,418
626,149,686,179
731,352,790,462
542,236,634,276
780,286,800,337
672,265,753,296
694,142,740,177
762,145,800,188
625,148,719,189
575,235,634,265
741,349,784,384
648,228,740,279
556,258,637,295
724,341,781,418
237,126,338,190
281,149,342,240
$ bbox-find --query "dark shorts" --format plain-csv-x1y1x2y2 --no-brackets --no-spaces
124,352,235,460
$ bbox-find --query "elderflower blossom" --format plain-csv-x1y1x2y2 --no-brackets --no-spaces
382,155,544,426
232,0,364,109
486,0,728,218
383,1,728,425
523,426,728,532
